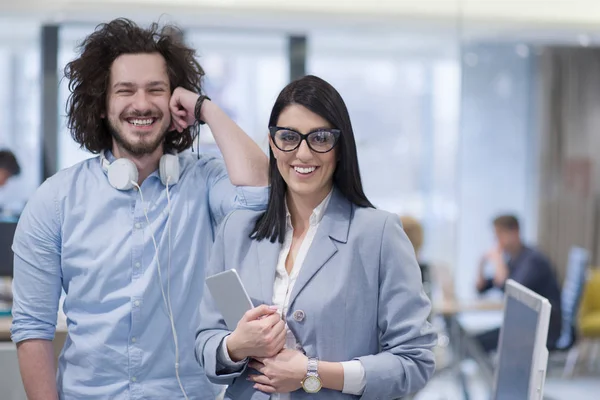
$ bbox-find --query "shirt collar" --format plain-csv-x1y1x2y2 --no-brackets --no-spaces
285,189,333,229
105,149,116,163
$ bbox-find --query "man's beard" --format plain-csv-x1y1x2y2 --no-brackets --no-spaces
107,118,168,156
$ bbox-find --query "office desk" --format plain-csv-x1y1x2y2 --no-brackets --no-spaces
433,299,504,400
434,299,504,316
0,317,12,341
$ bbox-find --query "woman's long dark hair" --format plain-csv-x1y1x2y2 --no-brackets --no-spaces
251,75,374,243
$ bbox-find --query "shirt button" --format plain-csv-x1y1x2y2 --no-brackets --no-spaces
293,310,305,322
135,223,142,229
134,262,141,268
131,337,137,343
131,377,137,382
133,300,140,307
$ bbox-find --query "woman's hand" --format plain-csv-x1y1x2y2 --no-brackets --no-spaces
247,349,308,394
226,305,286,362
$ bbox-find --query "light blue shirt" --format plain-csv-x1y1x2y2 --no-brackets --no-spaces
10,151,268,400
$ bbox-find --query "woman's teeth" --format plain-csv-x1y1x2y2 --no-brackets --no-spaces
294,166,316,174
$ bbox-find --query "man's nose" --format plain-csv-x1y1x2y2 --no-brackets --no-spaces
131,90,152,113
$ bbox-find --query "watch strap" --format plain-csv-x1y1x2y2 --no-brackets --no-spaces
307,357,319,375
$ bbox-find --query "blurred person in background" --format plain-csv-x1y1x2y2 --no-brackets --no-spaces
10,18,268,400
475,214,562,352
0,149,21,187
399,215,432,301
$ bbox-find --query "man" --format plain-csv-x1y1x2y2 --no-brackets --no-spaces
475,214,562,352
10,19,268,400
0,149,20,186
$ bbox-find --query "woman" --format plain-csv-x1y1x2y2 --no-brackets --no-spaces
196,75,436,399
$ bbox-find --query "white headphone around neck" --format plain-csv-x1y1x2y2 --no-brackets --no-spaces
99,151,180,190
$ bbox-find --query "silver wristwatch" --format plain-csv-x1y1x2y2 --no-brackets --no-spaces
301,357,322,393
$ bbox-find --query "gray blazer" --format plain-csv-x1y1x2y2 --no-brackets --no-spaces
195,188,437,399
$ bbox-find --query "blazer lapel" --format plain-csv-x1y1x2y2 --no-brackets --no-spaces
254,237,280,304
287,188,352,309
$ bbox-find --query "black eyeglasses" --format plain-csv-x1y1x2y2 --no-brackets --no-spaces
269,126,341,153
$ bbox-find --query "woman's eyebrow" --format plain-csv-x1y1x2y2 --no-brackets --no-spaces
309,126,334,132
279,126,333,133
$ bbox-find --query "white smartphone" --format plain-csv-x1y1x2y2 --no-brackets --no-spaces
205,269,254,330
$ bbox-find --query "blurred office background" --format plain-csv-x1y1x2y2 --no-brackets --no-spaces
1,0,600,399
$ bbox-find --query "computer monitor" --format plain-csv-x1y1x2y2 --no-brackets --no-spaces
0,222,17,277
492,279,551,400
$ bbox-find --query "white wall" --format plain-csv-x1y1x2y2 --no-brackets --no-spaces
0,0,600,26
4,0,600,31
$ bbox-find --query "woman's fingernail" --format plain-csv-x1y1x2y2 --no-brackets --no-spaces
269,305,279,310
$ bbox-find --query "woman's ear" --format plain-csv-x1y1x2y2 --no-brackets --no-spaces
268,134,278,160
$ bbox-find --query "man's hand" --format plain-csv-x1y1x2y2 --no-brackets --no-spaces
226,305,287,362
476,246,504,291
247,349,308,394
479,246,509,287
485,246,504,264
169,87,201,132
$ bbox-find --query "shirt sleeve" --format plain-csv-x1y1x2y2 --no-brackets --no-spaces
340,360,367,395
10,178,63,343
478,278,494,293
202,156,268,227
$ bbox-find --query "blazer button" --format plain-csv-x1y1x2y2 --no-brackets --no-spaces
293,310,305,322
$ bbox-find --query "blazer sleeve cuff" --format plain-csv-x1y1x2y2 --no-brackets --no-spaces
201,331,249,384
217,335,248,372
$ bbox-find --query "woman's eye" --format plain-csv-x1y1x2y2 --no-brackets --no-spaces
312,132,331,143
280,132,298,142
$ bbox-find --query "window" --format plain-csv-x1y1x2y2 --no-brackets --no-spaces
0,18,41,214
186,31,289,155
456,42,537,299
308,31,461,267
57,25,97,171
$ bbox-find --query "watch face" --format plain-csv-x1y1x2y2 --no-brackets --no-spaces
303,376,322,393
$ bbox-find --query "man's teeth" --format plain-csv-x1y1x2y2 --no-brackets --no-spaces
129,118,154,126
294,166,316,174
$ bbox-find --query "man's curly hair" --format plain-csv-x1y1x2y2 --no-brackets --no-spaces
64,18,205,154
